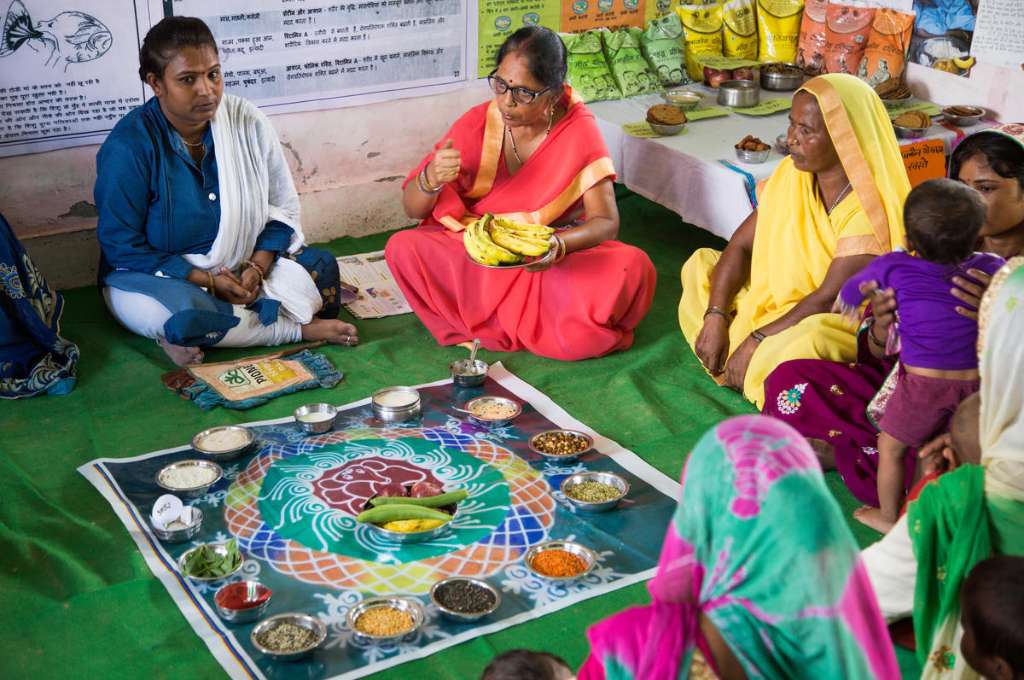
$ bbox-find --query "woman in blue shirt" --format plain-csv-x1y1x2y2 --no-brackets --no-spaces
95,17,357,366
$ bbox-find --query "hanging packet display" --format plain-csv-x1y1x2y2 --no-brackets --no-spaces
640,13,689,85
602,28,663,97
677,2,725,81
857,9,915,86
796,0,828,74
723,0,758,59
823,3,875,74
756,0,804,64
561,31,623,103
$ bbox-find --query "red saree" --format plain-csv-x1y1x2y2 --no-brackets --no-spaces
384,88,655,360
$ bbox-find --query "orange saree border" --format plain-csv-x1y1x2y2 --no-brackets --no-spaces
801,78,892,254
465,101,504,200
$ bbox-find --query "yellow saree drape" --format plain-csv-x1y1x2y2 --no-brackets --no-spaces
679,74,911,407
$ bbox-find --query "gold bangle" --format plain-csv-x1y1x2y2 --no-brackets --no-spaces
417,166,443,194
206,270,216,294
704,305,729,320
245,259,265,282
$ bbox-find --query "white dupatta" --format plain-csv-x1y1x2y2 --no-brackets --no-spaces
183,94,321,324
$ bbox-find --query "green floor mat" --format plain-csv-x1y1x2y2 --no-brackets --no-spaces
0,191,919,678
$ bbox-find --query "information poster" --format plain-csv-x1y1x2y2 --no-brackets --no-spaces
970,0,1024,70
561,0,646,33
901,138,946,187
164,0,470,112
907,0,978,76
0,0,152,157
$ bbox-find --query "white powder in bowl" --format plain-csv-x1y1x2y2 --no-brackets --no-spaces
160,464,219,489
197,428,250,453
298,411,335,424
373,389,418,409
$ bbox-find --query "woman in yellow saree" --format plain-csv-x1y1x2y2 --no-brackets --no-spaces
679,74,910,407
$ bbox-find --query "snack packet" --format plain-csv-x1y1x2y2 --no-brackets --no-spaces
677,1,725,81
723,0,758,59
796,0,828,74
561,31,623,103
756,0,803,64
857,9,915,87
824,3,875,75
603,28,662,97
640,12,689,85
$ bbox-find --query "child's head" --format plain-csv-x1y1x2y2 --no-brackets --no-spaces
960,555,1024,680
904,178,988,265
482,649,574,680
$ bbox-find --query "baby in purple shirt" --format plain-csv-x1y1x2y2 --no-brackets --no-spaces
834,178,1004,533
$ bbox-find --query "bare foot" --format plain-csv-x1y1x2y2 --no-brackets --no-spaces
158,338,204,366
853,506,896,534
807,438,836,470
301,318,359,346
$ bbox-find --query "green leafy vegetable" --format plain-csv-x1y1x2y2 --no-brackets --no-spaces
182,539,241,578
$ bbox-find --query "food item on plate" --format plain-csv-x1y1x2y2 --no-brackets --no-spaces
216,582,272,611
857,9,915,87
823,3,875,75
566,480,623,503
763,62,802,75
354,606,414,637
371,488,468,507
195,427,250,453
464,214,554,266
945,105,983,117
731,66,757,81
159,462,219,490
893,110,931,129
468,398,519,420
182,539,242,578
532,431,591,456
381,518,449,532
703,66,733,88
757,0,804,64
254,621,318,652
735,135,771,151
647,103,687,126
874,78,911,100
433,579,497,615
356,503,453,525
723,0,758,59
531,548,588,577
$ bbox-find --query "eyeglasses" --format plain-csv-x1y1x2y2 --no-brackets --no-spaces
487,71,551,105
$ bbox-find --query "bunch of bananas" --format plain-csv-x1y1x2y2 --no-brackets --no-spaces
464,214,555,266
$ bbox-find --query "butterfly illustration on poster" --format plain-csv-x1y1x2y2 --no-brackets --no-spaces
0,0,112,71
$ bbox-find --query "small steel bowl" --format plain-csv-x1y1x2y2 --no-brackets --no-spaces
760,64,804,91
561,471,630,512
156,459,223,499
893,123,929,139
528,429,594,463
942,105,985,126
364,507,457,544
464,395,522,427
152,506,204,543
450,358,489,388
882,94,913,110
429,577,501,622
191,425,255,461
717,79,759,108
735,146,771,164
775,133,790,155
648,121,686,136
251,612,326,661
214,580,273,623
347,597,425,643
293,403,338,434
178,541,244,582
524,540,596,582
372,386,422,423
662,88,703,110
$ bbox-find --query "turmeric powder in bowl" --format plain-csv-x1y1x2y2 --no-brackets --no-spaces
530,549,588,578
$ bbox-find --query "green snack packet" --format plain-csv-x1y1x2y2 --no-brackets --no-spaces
561,31,623,103
641,13,690,86
603,28,662,98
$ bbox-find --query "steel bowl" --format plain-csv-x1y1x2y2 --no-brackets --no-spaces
450,358,489,388
735,146,771,164
882,94,913,110
191,425,255,461
178,541,244,582
251,612,326,661
662,88,703,110
942,105,985,126
893,123,929,139
372,386,422,423
524,540,596,582
347,597,425,643
760,64,804,91
775,133,790,155
717,79,759,108
648,121,686,136
363,507,457,544
560,471,630,512
152,506,204,543
464,395,522,428
429,577,501,622
528,429,594,463
156,459,223,499
214,580,273,623
293,403,338,434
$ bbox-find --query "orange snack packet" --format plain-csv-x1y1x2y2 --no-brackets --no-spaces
857,9,915,87
796,0,828,74
823,3,875,75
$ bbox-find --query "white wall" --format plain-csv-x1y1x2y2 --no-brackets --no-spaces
905,62,1024,121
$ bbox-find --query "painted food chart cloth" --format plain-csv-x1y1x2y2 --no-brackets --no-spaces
79,365,679,679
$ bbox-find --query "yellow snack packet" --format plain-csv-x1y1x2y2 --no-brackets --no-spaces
756,0,804,63
677,2,724,81
723,0,758,59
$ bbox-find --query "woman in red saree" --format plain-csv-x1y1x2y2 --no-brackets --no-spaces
385,27,656,360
